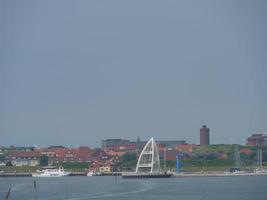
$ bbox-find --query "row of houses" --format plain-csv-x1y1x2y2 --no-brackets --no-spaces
2,135,264,168
7,151,40,166
3,143,196,167
5,146,96,166
40,146,92,163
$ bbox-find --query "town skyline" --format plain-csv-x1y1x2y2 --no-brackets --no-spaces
2,131,266,148
1,127,264,147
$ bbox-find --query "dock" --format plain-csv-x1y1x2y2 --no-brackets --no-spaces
122,172,172,179
173,172,267,177
69,172,87,176
93,172,122,176
0,172,32,177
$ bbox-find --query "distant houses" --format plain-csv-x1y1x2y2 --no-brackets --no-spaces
40,146,92,164
1,134,266,170
246,134,267,146
3,146,93,167
8,151,40,166
2,145,121,171
101,138,186,152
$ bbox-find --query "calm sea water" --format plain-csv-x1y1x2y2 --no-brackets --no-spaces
0,176,267,200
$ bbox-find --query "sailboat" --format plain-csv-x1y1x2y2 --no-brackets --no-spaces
122,137,172,178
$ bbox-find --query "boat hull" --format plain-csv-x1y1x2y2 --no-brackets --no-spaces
32,172,71,177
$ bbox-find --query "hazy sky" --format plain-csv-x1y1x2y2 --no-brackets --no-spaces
1,0,267,147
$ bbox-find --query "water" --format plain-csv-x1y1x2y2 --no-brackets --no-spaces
0,176,266,200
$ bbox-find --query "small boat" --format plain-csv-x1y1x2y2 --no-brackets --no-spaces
32,166,70,177
86,171,103,176
87,171,94,176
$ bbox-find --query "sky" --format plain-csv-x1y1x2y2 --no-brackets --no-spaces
1,0,267,147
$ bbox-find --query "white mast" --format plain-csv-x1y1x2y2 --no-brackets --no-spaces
164,146,166,172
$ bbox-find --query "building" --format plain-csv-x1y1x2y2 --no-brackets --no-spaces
157,140,186,148
40,147,67,164
102,138,186,151
101,139,141,151
8,151,40,166
246,134,267,146
40,146,92,164
76,146,92,162
200,125,210,145
99,166,112,173
102,139,131,149
158,149,178,161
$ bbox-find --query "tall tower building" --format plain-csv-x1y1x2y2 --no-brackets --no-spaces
200,125,210,145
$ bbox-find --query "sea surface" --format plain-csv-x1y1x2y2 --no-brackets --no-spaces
0,176,267,200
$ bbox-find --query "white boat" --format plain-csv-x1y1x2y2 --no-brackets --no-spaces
87,171,94,176
32,166,71,177
86,171,102,176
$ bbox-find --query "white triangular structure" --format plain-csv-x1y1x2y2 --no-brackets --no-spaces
135,137,160,173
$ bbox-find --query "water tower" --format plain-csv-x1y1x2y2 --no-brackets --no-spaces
200,125,210,145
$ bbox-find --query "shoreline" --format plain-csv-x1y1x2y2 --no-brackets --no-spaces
1,171,267,178
173,172,267,177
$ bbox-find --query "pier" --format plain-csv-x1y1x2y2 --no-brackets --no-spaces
122,172,172,179
0,172,32,177
173,172,267,177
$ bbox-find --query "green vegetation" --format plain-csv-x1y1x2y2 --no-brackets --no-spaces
117,152,137,171
193,144,234,152
113,145,267,172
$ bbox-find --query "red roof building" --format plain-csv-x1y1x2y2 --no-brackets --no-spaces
246,134,267,146
40,146,92,164
8,151,40,166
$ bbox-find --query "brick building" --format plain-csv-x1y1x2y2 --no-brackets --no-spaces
200,125,210,145
246,134,267,146
40,146,92,164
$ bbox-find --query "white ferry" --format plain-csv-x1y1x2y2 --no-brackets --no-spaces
32,166,71,177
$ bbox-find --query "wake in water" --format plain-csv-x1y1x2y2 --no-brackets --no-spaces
60,181,155,200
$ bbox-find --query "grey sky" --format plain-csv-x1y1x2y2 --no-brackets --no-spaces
1,0,267,147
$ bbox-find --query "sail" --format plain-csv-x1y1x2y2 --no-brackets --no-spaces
135,137,160,173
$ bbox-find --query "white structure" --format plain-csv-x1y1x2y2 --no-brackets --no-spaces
136,137,160,173
32,166,70,177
